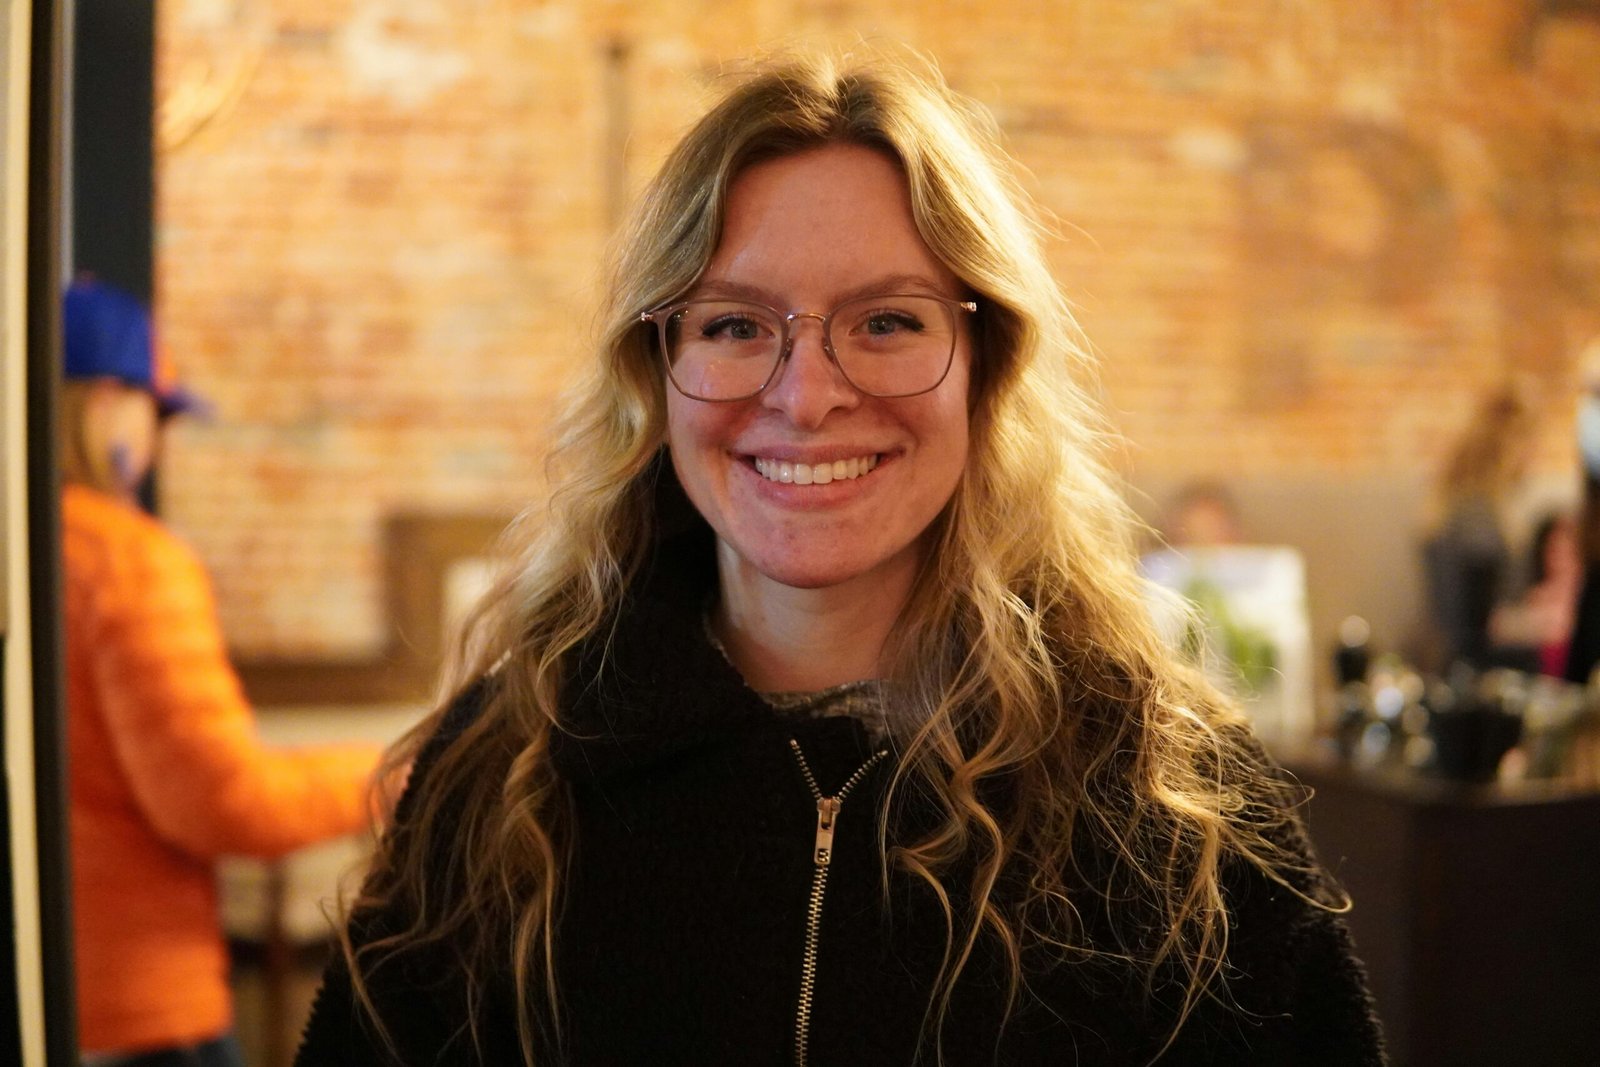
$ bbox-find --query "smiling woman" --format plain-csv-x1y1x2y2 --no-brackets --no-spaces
295,48,1386,1067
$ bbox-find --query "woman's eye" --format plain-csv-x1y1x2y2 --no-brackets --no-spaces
863,310,923,336
702,315,764,341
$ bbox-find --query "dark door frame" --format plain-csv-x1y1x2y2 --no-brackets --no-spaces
7,0,159,1061
21,0,72,1063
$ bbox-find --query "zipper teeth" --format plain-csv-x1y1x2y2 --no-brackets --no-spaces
795,863,829,1067
789,740,889,1067
789,739,887,801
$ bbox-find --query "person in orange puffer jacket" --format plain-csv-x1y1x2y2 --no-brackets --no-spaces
60,278,386,1067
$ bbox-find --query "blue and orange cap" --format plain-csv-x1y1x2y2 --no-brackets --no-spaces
63,277,207,419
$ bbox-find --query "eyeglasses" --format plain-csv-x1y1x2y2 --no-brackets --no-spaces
640,293,978,402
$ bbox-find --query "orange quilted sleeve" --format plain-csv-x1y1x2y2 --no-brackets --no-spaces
85,512,385,860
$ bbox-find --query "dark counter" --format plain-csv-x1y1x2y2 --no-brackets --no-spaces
1288,757,1600,1067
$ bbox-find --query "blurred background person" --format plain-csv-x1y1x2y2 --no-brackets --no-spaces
1419,380,1538,673
1490,509,1582,677
1564,339,1600,685
1162,480,1245,549
61,277,387,1067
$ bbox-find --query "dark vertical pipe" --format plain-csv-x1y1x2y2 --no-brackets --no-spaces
71,0,155,513
70,0,153,302
30,0,74,1060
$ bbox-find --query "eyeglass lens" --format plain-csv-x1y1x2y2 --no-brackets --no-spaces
662,295,957,400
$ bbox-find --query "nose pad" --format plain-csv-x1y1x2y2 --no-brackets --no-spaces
775,312,843,379
763,314,856,420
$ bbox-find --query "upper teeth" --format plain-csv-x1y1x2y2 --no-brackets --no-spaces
753,455,879,485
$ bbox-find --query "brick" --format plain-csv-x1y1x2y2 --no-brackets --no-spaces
153,0,1600,656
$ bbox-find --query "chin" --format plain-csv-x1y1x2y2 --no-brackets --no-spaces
745,556,862,591
732,540,920,594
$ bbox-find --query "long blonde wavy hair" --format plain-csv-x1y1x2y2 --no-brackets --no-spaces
344,47,1331,1064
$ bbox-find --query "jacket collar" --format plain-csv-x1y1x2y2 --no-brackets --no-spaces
549,520,786,784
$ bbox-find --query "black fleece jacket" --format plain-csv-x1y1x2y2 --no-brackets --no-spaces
295,532,1386,1066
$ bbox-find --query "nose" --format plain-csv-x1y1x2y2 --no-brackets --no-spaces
760,313,859,428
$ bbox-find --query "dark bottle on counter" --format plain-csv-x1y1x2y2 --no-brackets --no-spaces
1335,615,1371,686
1333,616,1373,761
1429,667,1525,783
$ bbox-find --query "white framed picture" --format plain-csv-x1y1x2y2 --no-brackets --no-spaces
1143,545,1316,755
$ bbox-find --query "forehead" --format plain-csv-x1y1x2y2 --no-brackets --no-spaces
701,142,961,301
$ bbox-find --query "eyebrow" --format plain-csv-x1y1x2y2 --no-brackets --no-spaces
689,273,957,305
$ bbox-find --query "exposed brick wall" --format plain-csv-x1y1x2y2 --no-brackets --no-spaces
154,1,1600,659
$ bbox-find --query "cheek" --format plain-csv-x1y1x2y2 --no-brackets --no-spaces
664,392,710,458
664,393,689,454
665,396,736,496
936,373,972,475
115,398,159,465
903,400,970,530
943,428,971,503
930,395,972,514
664,400,699,492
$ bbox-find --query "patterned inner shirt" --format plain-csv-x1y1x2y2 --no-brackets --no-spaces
703,608,895,745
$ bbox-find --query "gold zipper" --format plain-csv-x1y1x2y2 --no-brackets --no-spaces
789,739,889,1067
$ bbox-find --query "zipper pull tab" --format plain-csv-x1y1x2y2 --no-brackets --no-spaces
814,797,841,866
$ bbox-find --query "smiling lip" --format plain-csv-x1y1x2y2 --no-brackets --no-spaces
749,453,882,485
